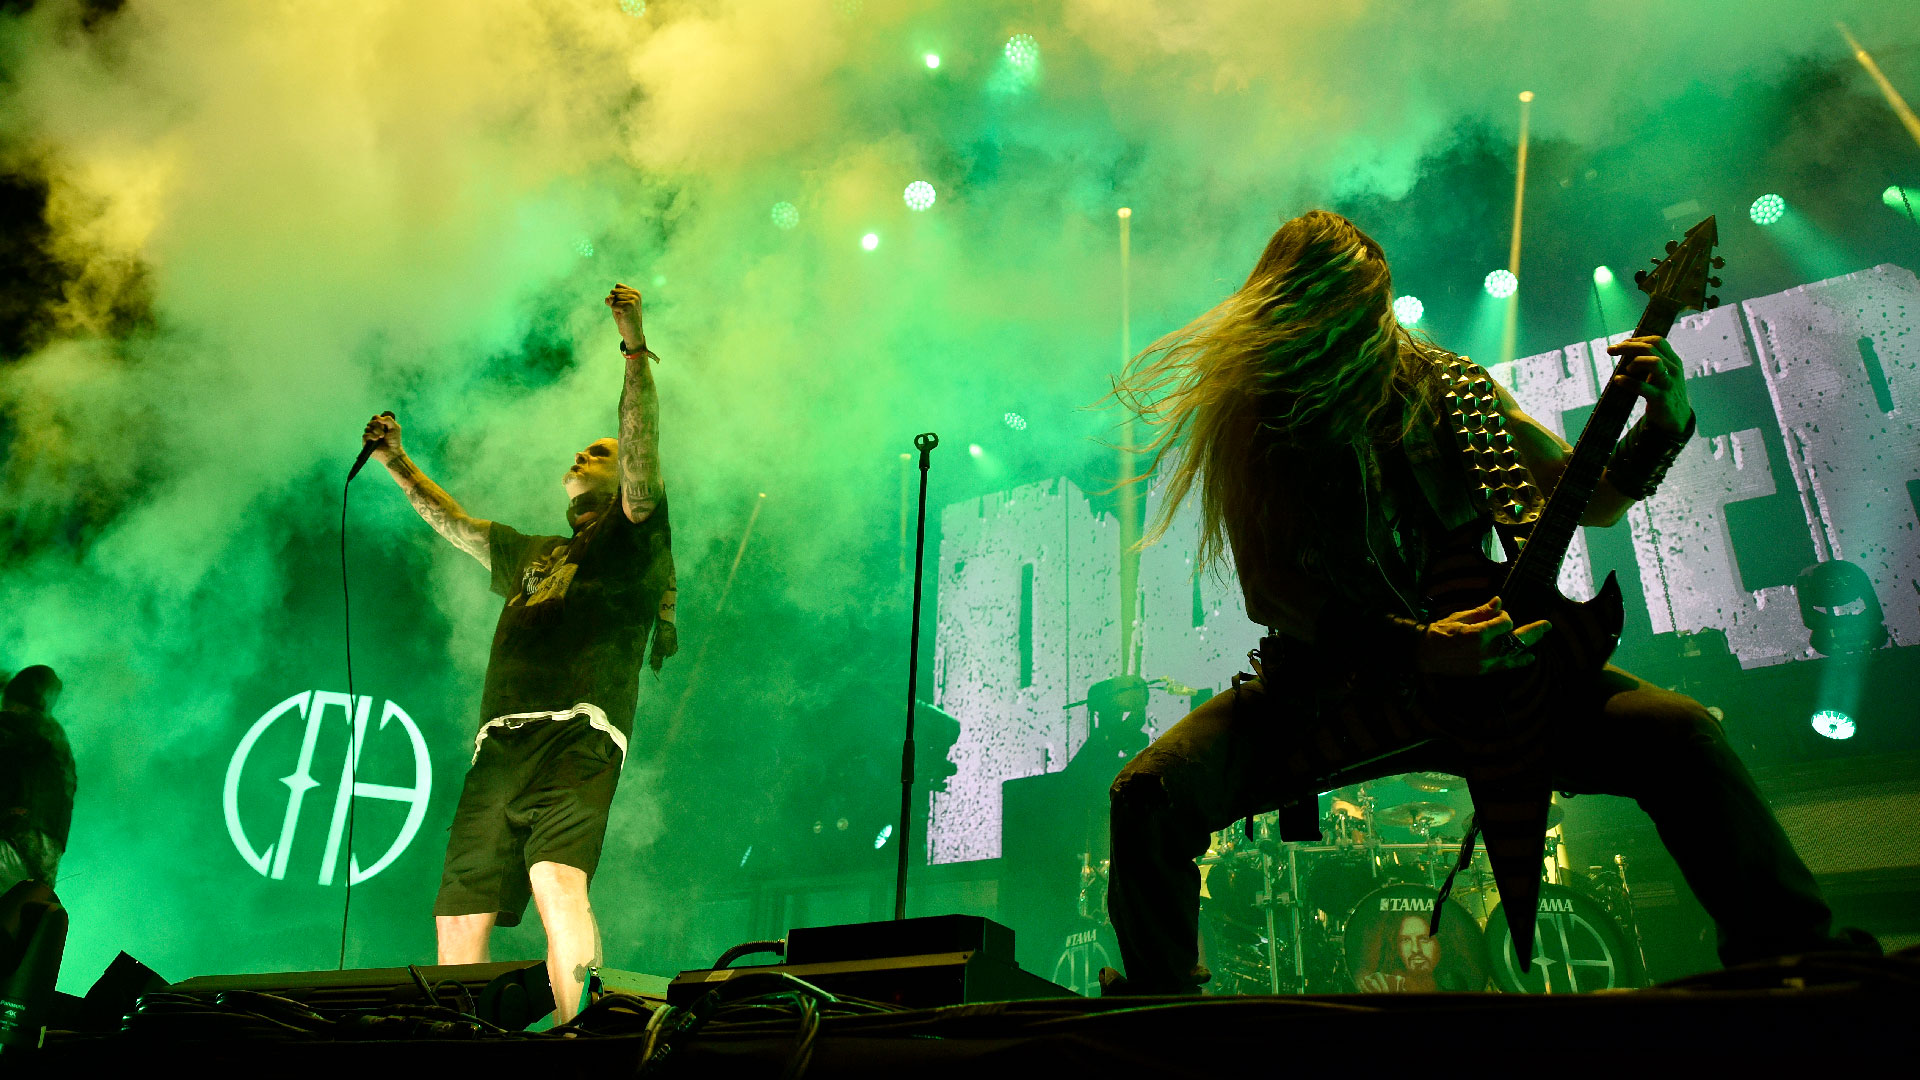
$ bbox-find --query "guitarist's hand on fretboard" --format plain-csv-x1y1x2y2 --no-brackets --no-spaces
1414,596,1553,677
1605,334,1692,434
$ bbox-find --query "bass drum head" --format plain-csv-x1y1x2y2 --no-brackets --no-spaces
1342,883,1490,992
1049,918,1119,998
1484,883,1644,993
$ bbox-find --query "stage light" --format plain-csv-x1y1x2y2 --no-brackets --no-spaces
904,181,937,211
618,0,646,16
1885,185,1915,214
1811,709,1856,740
573,237,595,258
1483,269,1518,299
1392,295,1424,326
874,824,893,850
968,443,983,458
771,201,799,230
861,232,880,251
924,53,940,70
1003,411,1028,431
739,845,752,868
1005,33,1039,68
1593,265,1614,285
1749,193,1785,226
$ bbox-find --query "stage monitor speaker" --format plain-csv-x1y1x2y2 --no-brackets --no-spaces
161,960,554,1030
673,915,1071,1008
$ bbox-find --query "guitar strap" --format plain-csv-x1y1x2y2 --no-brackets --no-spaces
1430,353,1545,529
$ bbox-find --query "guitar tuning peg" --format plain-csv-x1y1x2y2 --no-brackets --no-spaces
1705,296,1721,309
1650,257,1663,266
1665,240,1679,254
1708,276,1722,288
1634,269,1648,286
1711,256,1725,269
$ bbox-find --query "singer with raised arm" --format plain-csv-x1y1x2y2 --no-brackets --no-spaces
360,283,678,1021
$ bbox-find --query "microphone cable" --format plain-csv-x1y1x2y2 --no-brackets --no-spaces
336,440,378,970
335,412,391,970
337,469,360,970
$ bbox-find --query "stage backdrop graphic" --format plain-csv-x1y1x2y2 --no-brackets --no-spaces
928,264,1920,864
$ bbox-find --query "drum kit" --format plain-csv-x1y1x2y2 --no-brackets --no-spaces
1066,772,1651,995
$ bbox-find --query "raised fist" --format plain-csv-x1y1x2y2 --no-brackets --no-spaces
363,412,403,464
605,283,644,349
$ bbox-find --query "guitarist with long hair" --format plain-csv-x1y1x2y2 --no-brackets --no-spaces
1103,209,1861,994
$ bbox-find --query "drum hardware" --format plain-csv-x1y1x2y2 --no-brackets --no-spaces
1133,782,1648,994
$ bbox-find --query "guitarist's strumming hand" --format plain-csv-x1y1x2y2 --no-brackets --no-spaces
1607,335,1691,434
1415,597,1551,676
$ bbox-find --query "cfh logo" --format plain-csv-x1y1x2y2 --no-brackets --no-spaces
223,691,432,885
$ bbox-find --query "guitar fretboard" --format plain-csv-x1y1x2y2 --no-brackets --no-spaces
1502,295,1682,598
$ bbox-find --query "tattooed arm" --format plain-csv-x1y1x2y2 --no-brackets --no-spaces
605,283,663,524
363,413,492,568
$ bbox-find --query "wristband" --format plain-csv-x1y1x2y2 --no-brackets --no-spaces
1606,410,1695,500
619,339,652,359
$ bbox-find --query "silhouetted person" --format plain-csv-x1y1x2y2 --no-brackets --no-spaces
0,666,73,893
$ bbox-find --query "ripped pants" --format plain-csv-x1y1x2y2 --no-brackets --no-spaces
1106,668,1837,991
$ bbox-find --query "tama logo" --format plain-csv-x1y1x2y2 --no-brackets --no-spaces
1064,929,1101,948
1537,897,1576,913
1378,898,1434,912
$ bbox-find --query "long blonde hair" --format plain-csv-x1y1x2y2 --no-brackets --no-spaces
1113,210,1426,579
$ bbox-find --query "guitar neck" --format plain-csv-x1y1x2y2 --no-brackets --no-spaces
1503,296,1683,597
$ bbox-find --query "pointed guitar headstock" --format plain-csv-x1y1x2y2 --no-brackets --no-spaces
1634,215,1724,315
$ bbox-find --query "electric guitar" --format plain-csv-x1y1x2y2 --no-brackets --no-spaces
1420,216,1723,968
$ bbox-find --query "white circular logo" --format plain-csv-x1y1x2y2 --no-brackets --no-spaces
223,691,432,885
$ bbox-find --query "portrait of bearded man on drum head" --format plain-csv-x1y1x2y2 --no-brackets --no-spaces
1353,911,1488,993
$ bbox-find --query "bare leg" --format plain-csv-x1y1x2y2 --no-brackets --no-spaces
436,912,496,964
529,860,600,1023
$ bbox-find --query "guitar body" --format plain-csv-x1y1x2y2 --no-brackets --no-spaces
1418,532,1626,744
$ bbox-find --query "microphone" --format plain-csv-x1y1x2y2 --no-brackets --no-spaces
348,411,396,483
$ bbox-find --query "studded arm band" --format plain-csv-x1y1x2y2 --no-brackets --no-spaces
1315,604,1429,673
1606,410,1695,500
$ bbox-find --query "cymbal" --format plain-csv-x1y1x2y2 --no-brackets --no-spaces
1404,772,1462,793
1377,801,1456,830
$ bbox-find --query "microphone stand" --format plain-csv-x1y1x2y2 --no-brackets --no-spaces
894,432,938,921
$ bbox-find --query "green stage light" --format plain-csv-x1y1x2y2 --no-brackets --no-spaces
573,237,595,258
1483,269,1518,299
1750,193,1785,226
860,232,880,251
1392,295,1424,326
1003,411,1028,431
924,53,940,70
1593,265,1614,286
1811,709,1855,740
874,824,893,850
1885,185,1915,216
771,202,799,230
968,443,984,457
904,181,937,211
618,0,646,16
1005,33,1039,68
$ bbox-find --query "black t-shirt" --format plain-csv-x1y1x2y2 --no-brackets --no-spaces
480,494,672,739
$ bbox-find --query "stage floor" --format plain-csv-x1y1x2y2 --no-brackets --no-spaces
36,951,1919,1074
